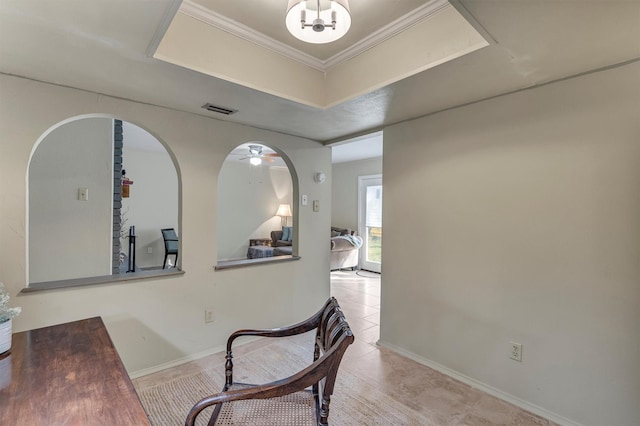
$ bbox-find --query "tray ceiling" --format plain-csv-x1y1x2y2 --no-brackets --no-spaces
0,0,638,142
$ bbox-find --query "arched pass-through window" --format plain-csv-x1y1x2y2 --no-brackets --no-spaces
216,143,300,269
25,116,182,291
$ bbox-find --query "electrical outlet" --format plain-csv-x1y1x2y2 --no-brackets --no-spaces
147,247,153,254
509,341,523,362
204,308,215,324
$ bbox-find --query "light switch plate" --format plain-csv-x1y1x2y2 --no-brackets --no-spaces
313,200,320,212
302,194,308,205
78,187,89,201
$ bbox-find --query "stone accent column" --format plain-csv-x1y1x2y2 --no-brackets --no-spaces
112,119,123,274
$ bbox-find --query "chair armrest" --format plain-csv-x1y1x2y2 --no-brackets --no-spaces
331,236,361,251
226,316,321,350
226,297,337,349
223,298,338,388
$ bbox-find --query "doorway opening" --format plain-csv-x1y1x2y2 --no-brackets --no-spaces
330,131,383,273
330,130,383,347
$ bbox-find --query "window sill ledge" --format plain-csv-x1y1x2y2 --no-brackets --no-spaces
21,269,185,293
215,255,301,271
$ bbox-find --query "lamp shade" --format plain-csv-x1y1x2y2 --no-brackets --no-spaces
276,204,292,217
286,0,351,44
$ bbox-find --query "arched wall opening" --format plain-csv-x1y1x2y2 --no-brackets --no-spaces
216,142,298,263
27,115,181,285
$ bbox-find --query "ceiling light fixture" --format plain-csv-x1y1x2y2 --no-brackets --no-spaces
248,145,262,156
286,0,351,44
248,145,263,166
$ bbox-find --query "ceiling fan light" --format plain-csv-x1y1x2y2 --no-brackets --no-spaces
250,156,262,166
286,0,351,44
248,144,262,156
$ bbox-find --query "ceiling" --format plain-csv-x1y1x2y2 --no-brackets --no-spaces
0,1,638,144
332,132,383,164
159,0,488,110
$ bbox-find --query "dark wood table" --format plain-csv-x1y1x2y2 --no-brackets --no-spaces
0,317,150,425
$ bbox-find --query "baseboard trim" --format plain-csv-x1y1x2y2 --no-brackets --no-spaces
377,340,583,426
129,336,261,379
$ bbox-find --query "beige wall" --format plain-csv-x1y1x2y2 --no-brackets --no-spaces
29,117,113,282
0,74,332,375
381,62,640,425
331,157,382,231
4,60,638,425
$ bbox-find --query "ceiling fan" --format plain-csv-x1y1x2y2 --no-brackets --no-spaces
239,144,280,165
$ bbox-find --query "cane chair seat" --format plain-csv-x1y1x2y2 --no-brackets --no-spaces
214,384,316,426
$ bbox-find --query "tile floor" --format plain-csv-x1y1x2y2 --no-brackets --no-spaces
134,270,557,425
330,269,555,426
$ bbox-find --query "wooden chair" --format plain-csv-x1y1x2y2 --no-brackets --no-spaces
161,228,179,269
185,297,354,426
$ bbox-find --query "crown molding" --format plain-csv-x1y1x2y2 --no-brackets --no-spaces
146,0,184,57
179,0,326,72
179,0,451,73
324,0,450,68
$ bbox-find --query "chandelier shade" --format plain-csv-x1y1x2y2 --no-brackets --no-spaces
286,0,351,44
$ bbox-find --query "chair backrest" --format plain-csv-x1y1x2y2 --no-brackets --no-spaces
312,298,354,421
161,228,179,254
316,297,352,355
270,230,283,244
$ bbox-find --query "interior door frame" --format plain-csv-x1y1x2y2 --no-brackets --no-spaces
358,174,382,273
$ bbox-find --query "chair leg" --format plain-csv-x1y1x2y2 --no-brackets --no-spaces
224,350,234,389
319,396,331,426
163,254,168,269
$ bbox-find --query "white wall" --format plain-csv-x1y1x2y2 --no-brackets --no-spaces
331,157,382,231
217,161,292,261
121,141,179,269
381,62,640,425
0,74,332,375
28,118,113,282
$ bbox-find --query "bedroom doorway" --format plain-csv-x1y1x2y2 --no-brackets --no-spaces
358,174,382,273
